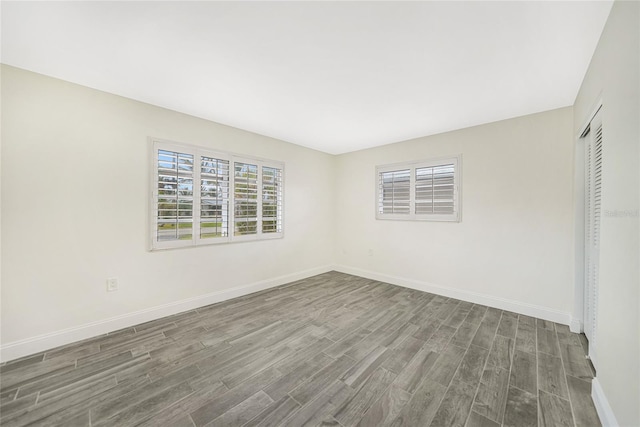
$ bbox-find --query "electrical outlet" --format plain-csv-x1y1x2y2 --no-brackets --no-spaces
106,277,119,292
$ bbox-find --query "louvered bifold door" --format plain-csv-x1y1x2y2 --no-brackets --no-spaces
584,109,603,355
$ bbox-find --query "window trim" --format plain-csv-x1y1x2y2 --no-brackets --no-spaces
150,138,284,251
375,155,461,222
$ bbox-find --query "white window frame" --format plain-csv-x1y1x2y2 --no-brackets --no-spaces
150,138,284,250
376,155,461,222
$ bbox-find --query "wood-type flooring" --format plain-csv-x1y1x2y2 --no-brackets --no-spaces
0,272,601,426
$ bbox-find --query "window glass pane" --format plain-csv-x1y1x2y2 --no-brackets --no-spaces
379,169,410,214
200,156,229,239
234,162,258,236
157,150,193,241
262,166,283,233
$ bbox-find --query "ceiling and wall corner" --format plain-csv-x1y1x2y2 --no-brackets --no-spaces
1,1,612,154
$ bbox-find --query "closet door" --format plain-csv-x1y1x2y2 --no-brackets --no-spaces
584,108,603,359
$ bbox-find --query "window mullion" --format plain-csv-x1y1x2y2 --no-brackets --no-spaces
257,163,263,237
453,175,458,215
193,150,202,244
230,158,236,241
430,167,435,214
409,167,416,219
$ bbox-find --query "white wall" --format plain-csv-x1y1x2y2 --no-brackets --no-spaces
0,65,335,358
334,107,576,319
573,1,640,425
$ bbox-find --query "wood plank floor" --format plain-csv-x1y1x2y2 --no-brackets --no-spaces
0,272,601,427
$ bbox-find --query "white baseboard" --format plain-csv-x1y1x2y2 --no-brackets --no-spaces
588,348,599,372
333,265,572,325
592,378,619,426
0,265,333,363
570,317,583,333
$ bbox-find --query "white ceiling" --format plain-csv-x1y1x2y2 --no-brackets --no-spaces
2,1,612,154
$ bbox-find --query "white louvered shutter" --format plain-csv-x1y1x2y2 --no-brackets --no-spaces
151,139,284,249
155,149,194,244
415,163,455,215
378,169,411,215
262,166,283,234
376,156,460,222
199,156,229,239
234,162,259,236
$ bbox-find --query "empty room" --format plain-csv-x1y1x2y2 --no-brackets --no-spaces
1,1,638,426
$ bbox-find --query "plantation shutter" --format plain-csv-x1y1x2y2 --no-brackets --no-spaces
376,157,459,222
234,162,259,236
415,163,455,215
378,169,411,214
262,166,283,233
200,156,229,239
156,149,194,243
151,139,284,249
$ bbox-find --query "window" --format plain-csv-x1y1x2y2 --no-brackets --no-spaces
376,156,460,222
151,139,283,250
